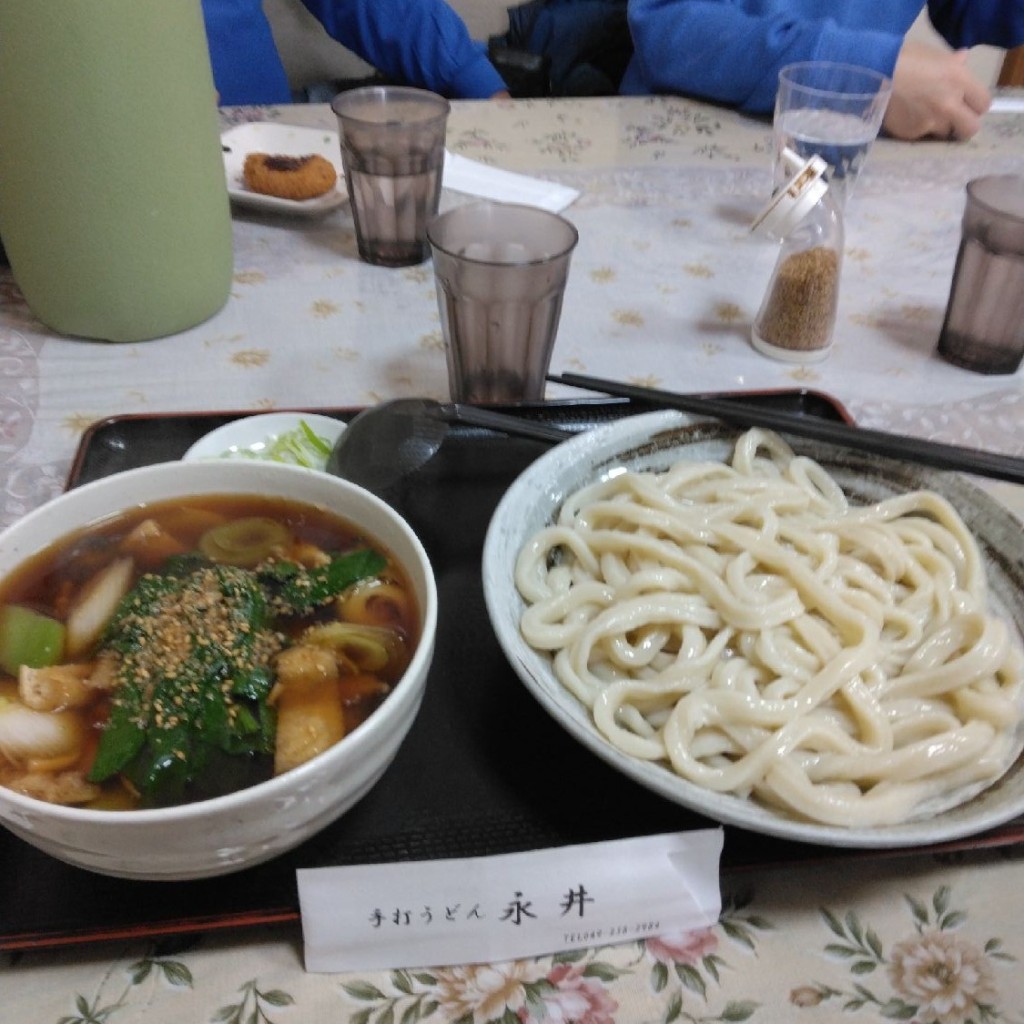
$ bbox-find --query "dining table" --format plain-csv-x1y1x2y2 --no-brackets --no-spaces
2,91,1024,1024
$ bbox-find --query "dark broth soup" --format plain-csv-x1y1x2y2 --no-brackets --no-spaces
0,495,419,810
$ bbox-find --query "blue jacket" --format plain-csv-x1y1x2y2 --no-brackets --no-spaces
621,0,1024,110
202,0,506,105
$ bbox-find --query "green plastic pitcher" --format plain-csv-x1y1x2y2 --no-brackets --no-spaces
0,0,233,342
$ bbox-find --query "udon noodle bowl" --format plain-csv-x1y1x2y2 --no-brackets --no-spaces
514,427,1024,828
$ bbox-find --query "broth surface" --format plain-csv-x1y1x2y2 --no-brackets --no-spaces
0,495,419,809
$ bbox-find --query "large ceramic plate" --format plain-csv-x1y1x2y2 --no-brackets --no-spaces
482,410,1024,848
221,123,347,216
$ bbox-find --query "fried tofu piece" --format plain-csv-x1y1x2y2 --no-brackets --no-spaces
271,645,345,775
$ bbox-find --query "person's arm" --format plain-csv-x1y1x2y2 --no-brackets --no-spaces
882,0,1024,141
624,0,903,112
301,0,508,98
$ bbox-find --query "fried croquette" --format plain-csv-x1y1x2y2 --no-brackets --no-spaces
243,152,337,201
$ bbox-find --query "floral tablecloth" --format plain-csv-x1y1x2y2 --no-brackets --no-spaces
2,94,1024,1023
5,848,1024,1022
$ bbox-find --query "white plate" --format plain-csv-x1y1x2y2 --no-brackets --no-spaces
482,409,1024,849
183,412,345,471
221,123,347,216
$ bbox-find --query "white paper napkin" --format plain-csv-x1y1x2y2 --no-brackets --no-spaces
443,150,581,212
989,95,1024,114
299,829,722,972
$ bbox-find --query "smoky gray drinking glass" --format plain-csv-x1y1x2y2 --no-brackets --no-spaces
331,86,450,267
938,174,1024,375
426,201,579,403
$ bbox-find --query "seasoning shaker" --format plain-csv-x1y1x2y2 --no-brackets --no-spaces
750,148,844,363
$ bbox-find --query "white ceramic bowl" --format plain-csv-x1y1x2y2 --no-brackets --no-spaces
482,410,1024,849
0,460,437,880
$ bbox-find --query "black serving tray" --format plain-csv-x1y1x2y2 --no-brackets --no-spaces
4,392,1021,953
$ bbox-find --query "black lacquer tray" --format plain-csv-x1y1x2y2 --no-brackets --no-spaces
3,392,1021,953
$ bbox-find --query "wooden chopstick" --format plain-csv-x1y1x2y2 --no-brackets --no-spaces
547,372,1024,485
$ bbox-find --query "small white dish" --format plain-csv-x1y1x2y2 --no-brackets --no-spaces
482,409,1024,850
184,412,345,471
221,122,347,216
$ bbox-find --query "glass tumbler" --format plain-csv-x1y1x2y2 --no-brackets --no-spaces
938,174,1024,375
773,61,892,208
332,86,450,267
426,201,579,403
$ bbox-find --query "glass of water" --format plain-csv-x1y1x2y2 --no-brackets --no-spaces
773,62,892,208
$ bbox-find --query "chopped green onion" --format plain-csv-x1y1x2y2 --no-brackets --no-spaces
225,419,335,469
199,517,291,567
299,419,333,455
0,604,66,675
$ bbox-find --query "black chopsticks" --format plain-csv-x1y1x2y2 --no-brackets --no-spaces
547,372,1024,485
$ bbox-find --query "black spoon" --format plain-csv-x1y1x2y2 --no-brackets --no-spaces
326,397,570,495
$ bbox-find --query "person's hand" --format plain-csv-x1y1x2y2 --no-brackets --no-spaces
884,42,991,141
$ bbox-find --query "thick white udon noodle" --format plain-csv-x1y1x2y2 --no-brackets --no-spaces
515,429,1024,828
